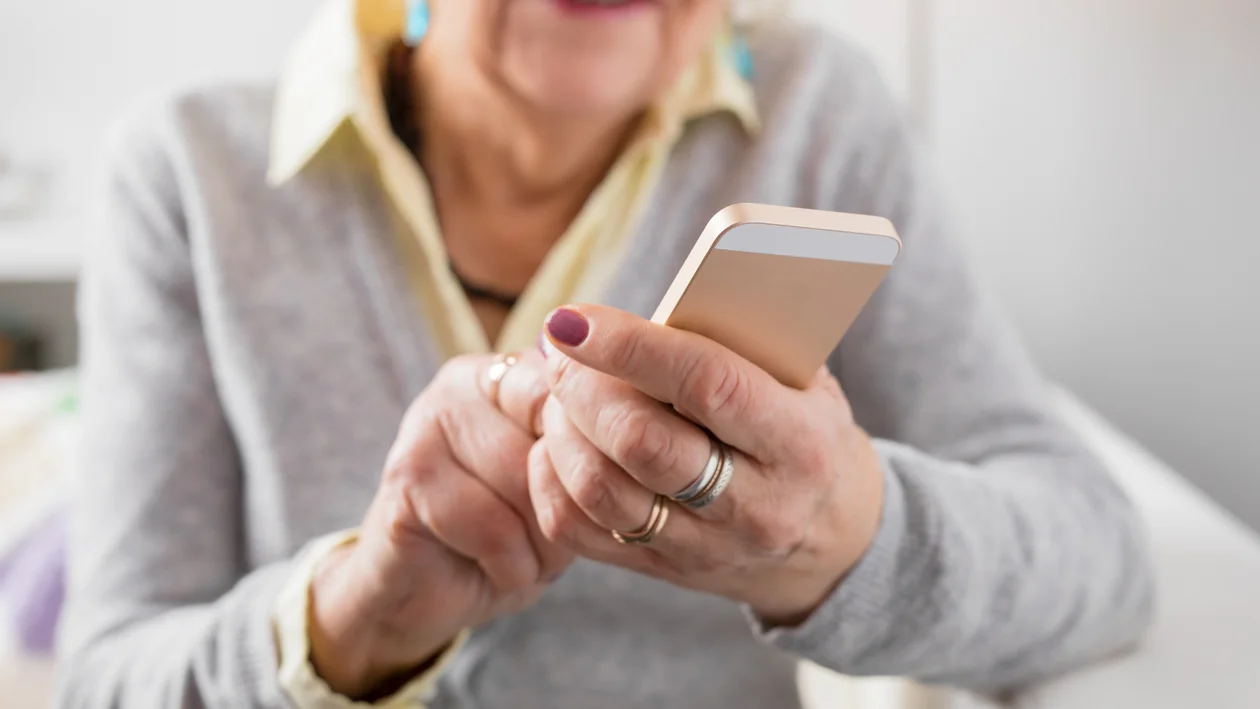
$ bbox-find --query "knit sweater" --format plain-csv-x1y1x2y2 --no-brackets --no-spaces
56,22,1154,709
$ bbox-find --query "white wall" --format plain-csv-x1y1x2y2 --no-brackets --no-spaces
0,0,315,368
0,0,312,207
800,0,1260,530
790,0,916,107
927,0,1260,529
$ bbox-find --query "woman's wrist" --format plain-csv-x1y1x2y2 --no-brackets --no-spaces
307,542,454,698
747,431,888,630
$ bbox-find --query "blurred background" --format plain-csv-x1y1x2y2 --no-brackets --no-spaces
0,0,1257,701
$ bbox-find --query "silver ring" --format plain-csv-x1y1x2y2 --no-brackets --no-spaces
671,437,721,503
677,441,734,510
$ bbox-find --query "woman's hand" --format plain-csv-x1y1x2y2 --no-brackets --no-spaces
308,351,570,699
530,305,885,626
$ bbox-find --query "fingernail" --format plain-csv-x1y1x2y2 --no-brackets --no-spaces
545,308,589,347
537,331,557,359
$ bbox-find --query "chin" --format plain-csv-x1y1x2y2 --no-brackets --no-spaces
498,0,676,120
505,51,663,120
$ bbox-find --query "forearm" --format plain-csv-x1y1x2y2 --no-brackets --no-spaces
755,439,1155,692
55,563,294,709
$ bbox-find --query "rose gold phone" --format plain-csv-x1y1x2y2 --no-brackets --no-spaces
652,203,902,389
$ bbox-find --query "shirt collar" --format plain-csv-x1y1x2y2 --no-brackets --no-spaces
267,0,759,186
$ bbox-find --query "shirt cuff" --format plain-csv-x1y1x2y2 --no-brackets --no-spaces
274,528,469,708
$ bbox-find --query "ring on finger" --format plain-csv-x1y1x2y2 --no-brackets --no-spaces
611,494,671,545
486,352,519,409
675,441,734,510
671,436,722,504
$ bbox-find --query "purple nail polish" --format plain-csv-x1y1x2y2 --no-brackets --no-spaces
545,308,589,347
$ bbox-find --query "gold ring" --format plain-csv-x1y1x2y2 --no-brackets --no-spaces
611,494,671,546
486,353,518,408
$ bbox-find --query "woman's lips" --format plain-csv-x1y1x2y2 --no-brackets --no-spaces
552,0,657,15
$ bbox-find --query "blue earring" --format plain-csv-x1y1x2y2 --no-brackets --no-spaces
404,0,430,46
731,32,754,80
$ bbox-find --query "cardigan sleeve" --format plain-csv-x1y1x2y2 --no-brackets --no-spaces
749,46,1156,693
56,107,294,709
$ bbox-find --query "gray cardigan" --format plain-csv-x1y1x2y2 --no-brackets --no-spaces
56,23,1154,709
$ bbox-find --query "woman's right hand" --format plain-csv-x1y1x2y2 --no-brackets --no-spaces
306,351,571,699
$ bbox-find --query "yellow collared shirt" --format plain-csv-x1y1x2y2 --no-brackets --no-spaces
269,0,757,356
269,1,758,706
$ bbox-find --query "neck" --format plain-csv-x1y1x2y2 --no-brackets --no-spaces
411,48,639,208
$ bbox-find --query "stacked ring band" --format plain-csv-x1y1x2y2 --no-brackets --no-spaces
611,494,671,545
672,439,734,510
671,438,722,503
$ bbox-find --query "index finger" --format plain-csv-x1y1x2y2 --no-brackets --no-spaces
542,304,805,459
479,350,551,437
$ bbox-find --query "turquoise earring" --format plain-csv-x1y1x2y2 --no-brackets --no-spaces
731,31,754,80
404,0,430,46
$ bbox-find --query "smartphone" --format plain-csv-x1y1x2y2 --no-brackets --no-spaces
651,203,901,389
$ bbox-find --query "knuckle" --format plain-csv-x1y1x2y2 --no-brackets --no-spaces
692,554,727,576
376,484,428,550
381,442,411,483
603,407,676,477
792,432,833,484
682,354,748,421
642,550,689,580
641,545,723,582
432,407,465,452
399,390,461,448
604,328,641,376
474,517,519,561
382,444,437,487
671,549,721,576
415,494,456,545
568,459,620,518
398,393,434,435
745,508,808,557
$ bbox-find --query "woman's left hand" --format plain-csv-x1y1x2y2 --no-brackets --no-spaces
529,305,886,626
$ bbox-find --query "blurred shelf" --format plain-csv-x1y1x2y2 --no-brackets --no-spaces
0,215,82,282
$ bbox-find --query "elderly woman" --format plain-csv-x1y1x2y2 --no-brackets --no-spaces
56,0,1154,707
